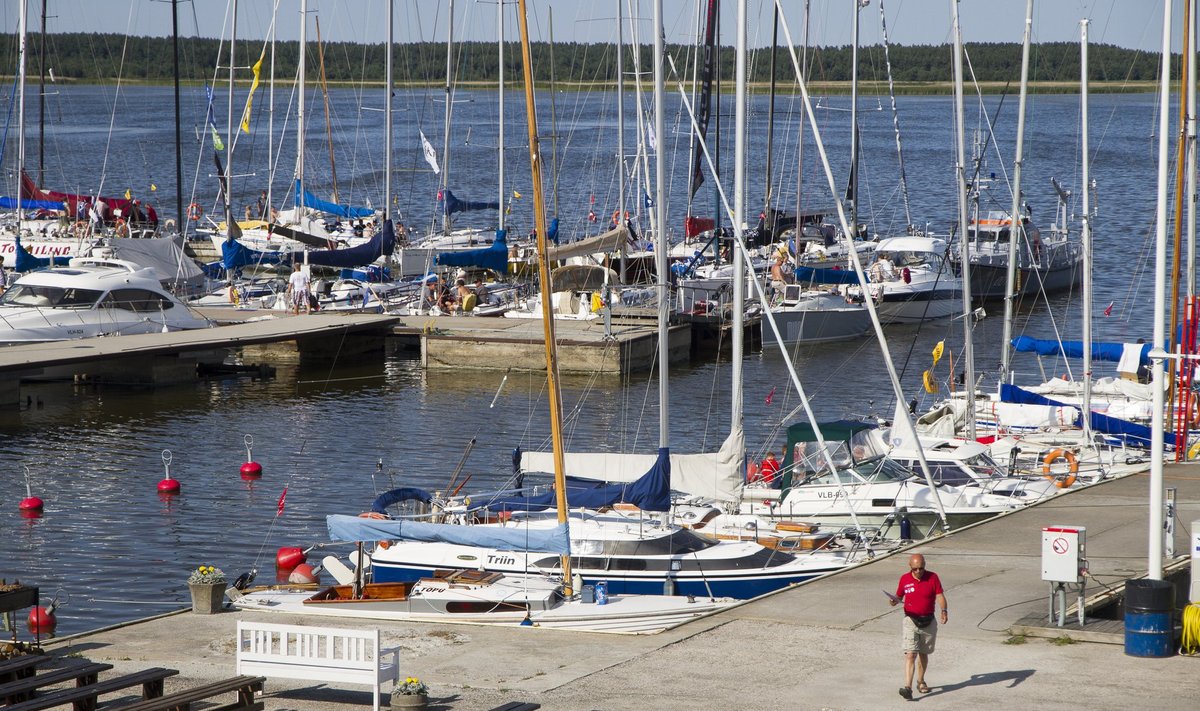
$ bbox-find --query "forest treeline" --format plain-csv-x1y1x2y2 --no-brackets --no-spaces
0,33,1164,86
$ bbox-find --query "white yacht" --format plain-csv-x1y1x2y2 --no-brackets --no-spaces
849,236,962,324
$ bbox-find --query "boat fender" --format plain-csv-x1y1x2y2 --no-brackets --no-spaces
1041,448,1079,488
276,546,306,570
232,570,256,591
187,202,203,221
901,267,911,284
1189,440,1200,461
288,563,320,585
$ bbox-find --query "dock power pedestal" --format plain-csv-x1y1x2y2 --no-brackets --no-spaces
1042,525,1087,627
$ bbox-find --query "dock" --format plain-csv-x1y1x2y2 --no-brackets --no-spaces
33,462,1198,709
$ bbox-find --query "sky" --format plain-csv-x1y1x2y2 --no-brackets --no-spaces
0,1,1180,53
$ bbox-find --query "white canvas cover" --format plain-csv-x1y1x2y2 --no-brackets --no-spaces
87,235,206,293
545,225,629,262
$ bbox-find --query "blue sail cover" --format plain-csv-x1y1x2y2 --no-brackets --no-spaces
0,195,67,211
369,487,433,514
485,447,672,513
443,189,499,216
548,217,559,245
1011,336,1150,366
436,228,508,273
221,220,397,271
13,234,70,272
326,514,571,554
999,383,1175,450
794,265,862,285
221,238,290,271
295,180,374,219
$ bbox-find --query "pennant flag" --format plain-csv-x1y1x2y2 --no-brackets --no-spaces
150,183,157,192
512,190,522,199
204,84,224,151
420,130,441,174
647,123,657,152
644,191,653,208
239,48,266,133
124,188,131,200
923,370,939,394
931,340,945,366
276,486,288,515
1104,301,1114,317
765,386,776,406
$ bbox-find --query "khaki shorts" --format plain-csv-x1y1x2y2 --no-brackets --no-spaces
902,615,938,654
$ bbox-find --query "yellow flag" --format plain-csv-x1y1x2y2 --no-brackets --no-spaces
239,49,266,133
923,370,939,394
931,340,945,366
124,188,132,200
512,190,522,199
150,183,157,192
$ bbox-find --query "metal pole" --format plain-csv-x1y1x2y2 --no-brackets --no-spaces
441,0,454,236
617,0,626,280
1001,0,1033,380
227,0,236,225
732,0,745,441
849,0,859,234
952,0,975,439
385,0,393,221
1080,19,1093,441
297,0,307,213
173,0,183,225
498,0,505,231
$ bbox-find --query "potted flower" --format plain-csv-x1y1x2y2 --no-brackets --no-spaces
187,565,227,614
390,676,429,709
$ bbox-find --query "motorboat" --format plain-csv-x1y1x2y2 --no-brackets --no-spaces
849,236,962,324
0,257,211,345
765,283,872,344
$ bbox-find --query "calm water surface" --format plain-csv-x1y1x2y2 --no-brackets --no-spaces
0,85,1172,635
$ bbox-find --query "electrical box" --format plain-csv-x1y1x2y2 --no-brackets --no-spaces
1191,520,1200,603
1042,526,1086,583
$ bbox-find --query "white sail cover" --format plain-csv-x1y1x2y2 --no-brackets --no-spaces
521,428,744,503
545,225,628,261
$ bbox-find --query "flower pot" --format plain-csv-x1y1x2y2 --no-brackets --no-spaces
390,693,428,709
188,582,226,614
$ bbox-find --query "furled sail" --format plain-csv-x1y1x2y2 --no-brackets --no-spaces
493,447,673,513
436,229,508,273
442,189,499,216
295,180,374,219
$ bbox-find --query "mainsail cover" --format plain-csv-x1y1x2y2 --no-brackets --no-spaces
0,195,67,211
326,514,570,554
295,180,374,219
794,265,862,285
1011,336,1150,367
443,189,499,216
545,225,628,261
999,384,1176,449
221,220,397,271
521,433,744,504
436,229,508,273
12,234,70,272
491,447,673,512
688,0,719,199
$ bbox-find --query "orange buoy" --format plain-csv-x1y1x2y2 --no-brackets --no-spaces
288,563,319,584
276,547,306,570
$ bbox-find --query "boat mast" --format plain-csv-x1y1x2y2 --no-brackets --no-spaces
441,0,454,236
1189,0,1198,302
17,0,26,232
762,4,777,218
951,0,975,439
654,0,668,447
849,0,860,235
515,0,572,591
616,0,626,280
1148,0,1173,581
795,0,808,240
384,0,392,221
497,0,505,231
224,0,237,238
37,0,45,188
172,0,183,226
877,0,911,230
297,0,306,217
732,0,746,440
1000,0,1033,381
268,0,276,214
314,19,339,204
1080,18,1093,442
1169,0,1194,402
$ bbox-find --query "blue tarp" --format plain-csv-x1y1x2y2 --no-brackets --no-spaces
370,487,433,515
794,265,862,285
295,180,374,219
0,196,67,211
435,228,508,273
485,447,672,513
326,514,571,554
13,234,70,272
221,238,289,271
443,189,499,216
1011,336,1150,366
999,383,1175,450
221,220,397,271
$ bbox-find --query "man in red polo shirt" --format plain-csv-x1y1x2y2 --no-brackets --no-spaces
888,553,947,699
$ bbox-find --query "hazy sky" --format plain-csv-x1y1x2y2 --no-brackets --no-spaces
0,1,1178,53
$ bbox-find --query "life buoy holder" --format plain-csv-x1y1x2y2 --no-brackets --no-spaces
1041,448,1079,488
187,202,203,221
611,209,630,226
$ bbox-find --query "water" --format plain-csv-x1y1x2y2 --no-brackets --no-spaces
0,85,1172,636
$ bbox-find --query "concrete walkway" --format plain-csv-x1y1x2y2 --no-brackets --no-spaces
44,465,1200,710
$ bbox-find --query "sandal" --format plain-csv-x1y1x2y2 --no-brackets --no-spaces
917,682,931,694
899,687,913,700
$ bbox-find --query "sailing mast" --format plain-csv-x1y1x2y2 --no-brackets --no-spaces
848,0,860,234
440,0,455,236
877,0,911,230
37,0,45,188
497,0,505,232
1080,18,1094,443
951,0,976,439
172,0,183,226
653,0,668,448
515,0,571,591
17,0,26,234
385,0,392,221
223,0,237,236
297,0,307,217
616,0,626,280
1000,0,1033,381
732,0,746,450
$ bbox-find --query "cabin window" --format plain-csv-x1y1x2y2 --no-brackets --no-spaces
102,288,174,313
0,284,102,308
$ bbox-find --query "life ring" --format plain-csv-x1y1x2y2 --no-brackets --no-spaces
611,209,630,226
1041,448,1079,488
187,202,203,221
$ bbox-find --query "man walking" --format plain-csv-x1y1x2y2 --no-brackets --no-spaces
889,553,947,699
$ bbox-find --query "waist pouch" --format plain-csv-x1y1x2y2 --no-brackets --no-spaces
907,613,935,629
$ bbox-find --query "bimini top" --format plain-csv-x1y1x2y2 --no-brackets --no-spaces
874,236,947,256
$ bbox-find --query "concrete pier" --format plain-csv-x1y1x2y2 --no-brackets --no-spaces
32,462,1199,709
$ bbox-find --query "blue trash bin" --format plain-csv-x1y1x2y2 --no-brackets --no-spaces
1124,579,1175,658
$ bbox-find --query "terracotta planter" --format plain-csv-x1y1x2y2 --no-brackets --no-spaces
188,582,226,614
390,693,428,709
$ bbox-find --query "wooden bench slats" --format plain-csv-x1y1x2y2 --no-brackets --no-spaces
107,674,265,711
3,667,178,711
0,662,113,702
0,656,51,684
487,703,542,711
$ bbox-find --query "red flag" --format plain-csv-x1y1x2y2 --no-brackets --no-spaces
765,386,776,406
276,486,288,515
1104,301,1114,317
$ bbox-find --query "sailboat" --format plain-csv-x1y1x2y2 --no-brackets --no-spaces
232,0,737,634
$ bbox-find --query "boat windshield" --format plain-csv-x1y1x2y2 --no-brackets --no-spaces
0,284,103,308
963,453,1007,479
856,457,913,483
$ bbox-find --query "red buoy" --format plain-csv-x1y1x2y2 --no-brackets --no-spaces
288,563,319,585
276,547,306,570
240,461,263,479
27,606,57,634
19,496,44,513
157,478,181,494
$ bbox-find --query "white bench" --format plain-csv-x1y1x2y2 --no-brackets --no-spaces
235,620,400,711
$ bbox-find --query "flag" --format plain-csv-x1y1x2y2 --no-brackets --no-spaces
644,191,653,208
931,340,944,366
420,130,440,174
765,386,776,406
239,48,266,133
124,188,131,200
512,190,522,199
276,486,288,515
150,183,157,192
1104,301,1114,317
204,84,224,151
647,123,657,151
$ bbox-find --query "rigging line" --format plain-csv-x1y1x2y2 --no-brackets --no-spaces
96,2,137,198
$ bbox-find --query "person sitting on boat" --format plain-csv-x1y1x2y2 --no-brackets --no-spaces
869,252,897,282
455,279,476,313
760,451,782,487
473,277,491,305
438,283,458,313
419,277,442,312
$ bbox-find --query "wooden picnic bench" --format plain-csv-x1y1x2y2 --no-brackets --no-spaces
106,674,265,711
488,703,542,711
0,655,51,685
3,667,178,711
0,661,112,705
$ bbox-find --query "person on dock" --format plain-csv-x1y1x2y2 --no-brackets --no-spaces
287,263,311,315
889,553,947,699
